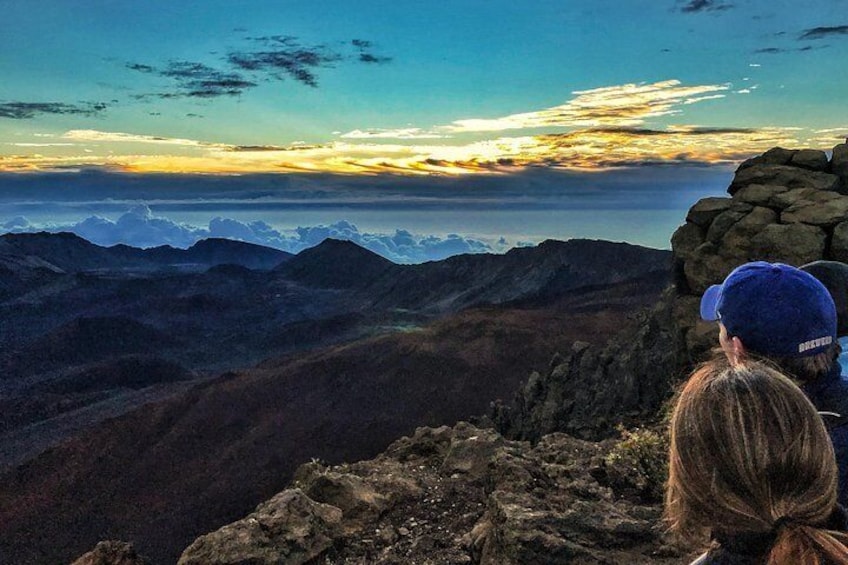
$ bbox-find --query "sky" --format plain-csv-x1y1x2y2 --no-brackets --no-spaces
1,0,847,262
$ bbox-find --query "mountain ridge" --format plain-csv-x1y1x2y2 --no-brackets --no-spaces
0,231,293,273
0,234,671,564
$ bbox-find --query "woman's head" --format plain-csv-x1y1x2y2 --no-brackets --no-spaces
666,359,845,562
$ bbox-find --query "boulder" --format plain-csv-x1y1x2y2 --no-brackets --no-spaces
301,472,388,531
670,222,704,262
748,223,827,266
781,192,848,226
714,206,778,250
736,147,796,170
177,489,343,565
772,187,823,209
705,209,748,244
789,149,829,172
831,221,848,263
685,197,732,227
440,423,508,481
733,184,789,207
728,164,841,195
70,541,149,565
832,143,848,180
683,242,738,295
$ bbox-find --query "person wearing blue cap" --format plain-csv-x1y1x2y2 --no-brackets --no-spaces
700,261,848,506
801,260,848,370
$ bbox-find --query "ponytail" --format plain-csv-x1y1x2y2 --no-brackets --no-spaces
768,523,848,565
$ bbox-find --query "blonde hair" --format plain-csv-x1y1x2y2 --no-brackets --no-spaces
665,359,848,564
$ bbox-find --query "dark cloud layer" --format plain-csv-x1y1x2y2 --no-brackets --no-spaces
129,61,257,99
159,61,257,98
581,126,758,136
227,35,343,88
4,32,391,116
0,101,109,120
679,0,733,13
799,25,848,40
753,45,827,54
126,34,392,98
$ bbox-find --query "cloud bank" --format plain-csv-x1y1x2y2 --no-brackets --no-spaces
1,206,498,264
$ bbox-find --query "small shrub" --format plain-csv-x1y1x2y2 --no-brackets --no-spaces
604,424,669,503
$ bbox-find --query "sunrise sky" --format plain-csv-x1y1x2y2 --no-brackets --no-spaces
1,0,847,260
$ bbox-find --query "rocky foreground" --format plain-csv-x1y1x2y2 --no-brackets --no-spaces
76,422,688,565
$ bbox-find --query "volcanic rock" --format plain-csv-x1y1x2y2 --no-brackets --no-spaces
172,423,688,565
70,541,150,565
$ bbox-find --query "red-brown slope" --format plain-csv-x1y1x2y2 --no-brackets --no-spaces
0,275,665,565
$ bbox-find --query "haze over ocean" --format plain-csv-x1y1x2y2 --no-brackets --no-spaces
1,1,845,261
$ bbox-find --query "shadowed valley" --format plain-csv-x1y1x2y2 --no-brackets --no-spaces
0,232,670,564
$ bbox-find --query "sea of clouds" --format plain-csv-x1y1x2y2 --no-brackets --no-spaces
0,205,524,263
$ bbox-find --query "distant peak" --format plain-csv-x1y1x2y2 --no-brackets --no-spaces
276,238,396,288
300,238,393,264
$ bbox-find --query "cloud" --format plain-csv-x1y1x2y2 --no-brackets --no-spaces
62,129,228,149
5,142,80,147
753,45,829,54
679,0,733,13
351,39,392,65
226,36,343,88
128,60,257,99
3,206,502,263
339,128,447,140
441,80,729,133
125,63,156,73
799,25,848,40
0,101,110,120
125,35,392,99
521,126,801,168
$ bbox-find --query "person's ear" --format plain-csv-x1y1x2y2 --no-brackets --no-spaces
728,336,746,366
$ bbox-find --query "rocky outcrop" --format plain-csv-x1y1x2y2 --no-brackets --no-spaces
70,541,149,565
170,423,689,565
673,143,848,358
178,490,344,565
493,289,686,441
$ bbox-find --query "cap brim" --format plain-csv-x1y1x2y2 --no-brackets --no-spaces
700,284,722,321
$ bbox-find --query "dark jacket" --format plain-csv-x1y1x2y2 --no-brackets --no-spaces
691,505,848,564
804,361,848,507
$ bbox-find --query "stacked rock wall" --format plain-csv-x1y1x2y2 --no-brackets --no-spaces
672,143,848,360
496,143,848,443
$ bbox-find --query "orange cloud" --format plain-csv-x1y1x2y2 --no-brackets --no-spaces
0,126,814,175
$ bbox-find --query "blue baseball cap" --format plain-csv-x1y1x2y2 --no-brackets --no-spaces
700,261,837,357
